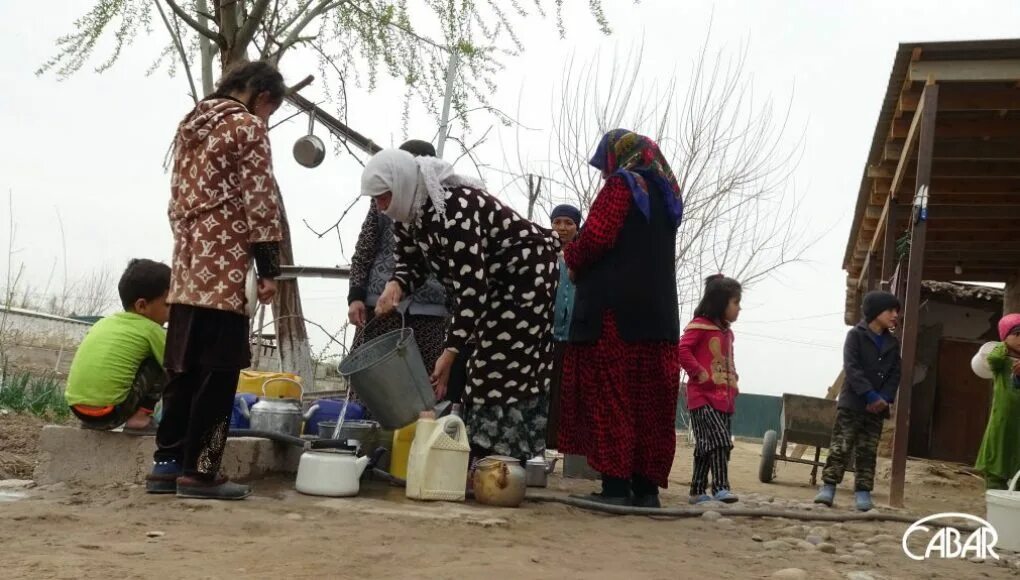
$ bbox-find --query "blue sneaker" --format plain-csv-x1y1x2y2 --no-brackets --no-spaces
855,490,874,512
689,494,713,505
146,459,181,494
814,484,836,507
713,489,739,504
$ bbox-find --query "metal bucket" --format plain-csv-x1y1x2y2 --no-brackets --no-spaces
337,328,435,429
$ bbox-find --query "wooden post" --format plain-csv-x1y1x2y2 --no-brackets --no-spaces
881,202,898,291
1006,271,1020,315
889,83,938,508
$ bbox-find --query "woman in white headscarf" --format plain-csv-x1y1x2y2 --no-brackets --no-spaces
363,149,559,462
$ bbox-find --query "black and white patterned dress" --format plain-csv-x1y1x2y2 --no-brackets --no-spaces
392,186,559,459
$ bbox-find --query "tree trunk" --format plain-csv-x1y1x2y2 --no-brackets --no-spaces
271,193,316,390
1006,271,1020,315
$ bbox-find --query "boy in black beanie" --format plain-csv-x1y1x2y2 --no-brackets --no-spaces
814,291,901,511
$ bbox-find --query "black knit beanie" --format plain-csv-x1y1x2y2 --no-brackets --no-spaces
862,291,901,323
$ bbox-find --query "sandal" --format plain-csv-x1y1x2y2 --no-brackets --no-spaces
122,419,158,436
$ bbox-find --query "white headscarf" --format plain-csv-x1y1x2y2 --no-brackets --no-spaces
360,148,483,223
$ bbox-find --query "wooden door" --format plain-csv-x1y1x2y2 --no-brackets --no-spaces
929,339,992,465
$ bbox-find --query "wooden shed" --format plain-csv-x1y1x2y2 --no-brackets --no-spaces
842,39,1020,506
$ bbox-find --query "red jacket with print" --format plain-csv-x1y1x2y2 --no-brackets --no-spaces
678,317,739,414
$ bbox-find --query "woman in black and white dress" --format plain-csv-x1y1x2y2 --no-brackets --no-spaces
362,149,559,461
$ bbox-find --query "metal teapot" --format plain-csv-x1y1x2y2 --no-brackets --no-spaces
525,455,560,487
248,378,316,438
472,455,527,508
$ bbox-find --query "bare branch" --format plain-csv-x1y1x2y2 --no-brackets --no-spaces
154,0,198,104
164,0,223,45
235,0,274,53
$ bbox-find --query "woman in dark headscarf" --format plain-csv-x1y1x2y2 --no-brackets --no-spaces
558,129,684,507
347,140,449,383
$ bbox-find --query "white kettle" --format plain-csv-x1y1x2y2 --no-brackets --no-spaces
971,341,1000,380
295,449,371,497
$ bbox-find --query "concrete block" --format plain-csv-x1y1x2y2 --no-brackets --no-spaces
34,425,300,486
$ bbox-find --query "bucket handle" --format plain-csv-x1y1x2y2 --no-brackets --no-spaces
1009,469,1020,492
262,377,303,399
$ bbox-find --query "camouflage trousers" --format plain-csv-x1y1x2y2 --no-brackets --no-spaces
822,408,884,492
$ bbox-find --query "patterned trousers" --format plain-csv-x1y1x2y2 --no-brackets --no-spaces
822,407,884,492
689,405,733,496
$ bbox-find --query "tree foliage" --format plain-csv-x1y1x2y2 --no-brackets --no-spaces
39,0,612,126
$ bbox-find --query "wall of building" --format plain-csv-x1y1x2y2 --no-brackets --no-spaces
0,307,93,375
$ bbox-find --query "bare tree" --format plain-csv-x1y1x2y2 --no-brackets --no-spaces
39,0,613,386
506,39,808,314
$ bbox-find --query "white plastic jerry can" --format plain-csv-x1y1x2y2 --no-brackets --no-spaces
405,415,471,501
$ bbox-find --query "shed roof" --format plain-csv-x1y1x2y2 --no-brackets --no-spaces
842,38,1020,323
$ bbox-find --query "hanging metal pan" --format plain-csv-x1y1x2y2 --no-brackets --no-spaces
293,109,326,168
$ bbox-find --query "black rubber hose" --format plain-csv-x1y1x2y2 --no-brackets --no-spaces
228,428,307,447
526,493,978,531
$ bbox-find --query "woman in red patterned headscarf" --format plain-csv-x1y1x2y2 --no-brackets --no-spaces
557,129,683,507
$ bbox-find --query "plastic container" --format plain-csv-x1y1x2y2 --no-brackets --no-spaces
390,422,417,480
230,393,258,429
237,371,302,398
405,415,470,502
986,470,1020,553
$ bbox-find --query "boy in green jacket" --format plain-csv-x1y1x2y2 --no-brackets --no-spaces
65,259,171,433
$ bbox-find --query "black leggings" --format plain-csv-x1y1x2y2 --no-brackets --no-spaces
154,367,241,480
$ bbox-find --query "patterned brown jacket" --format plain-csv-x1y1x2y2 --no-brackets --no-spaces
167,98,283,315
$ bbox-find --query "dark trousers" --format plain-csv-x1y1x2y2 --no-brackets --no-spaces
154,367,241,480
822,407,884,492
545,341,567,449
445,343,475,404
72,357,167,429
155,304,250,481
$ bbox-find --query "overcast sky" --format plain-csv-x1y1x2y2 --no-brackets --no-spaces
2,1,1019,397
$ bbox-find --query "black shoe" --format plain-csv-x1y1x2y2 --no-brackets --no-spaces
145,459,181,494
587,493,633,507
176,476,252,500
633,494,661,508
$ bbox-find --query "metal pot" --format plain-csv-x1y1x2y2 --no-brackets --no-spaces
525,456,560,488
317,419,380,451
293,109,326,168
248,378,315,438
472,455,526,508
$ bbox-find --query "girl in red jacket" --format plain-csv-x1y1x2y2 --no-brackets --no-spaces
678,275,742,504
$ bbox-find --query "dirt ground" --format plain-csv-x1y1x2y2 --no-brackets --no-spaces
1,420,1018,580
0,412,48,479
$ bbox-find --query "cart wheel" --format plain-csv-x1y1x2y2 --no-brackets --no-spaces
759,430,778,483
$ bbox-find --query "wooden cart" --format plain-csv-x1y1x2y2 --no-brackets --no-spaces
759,393,853,485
